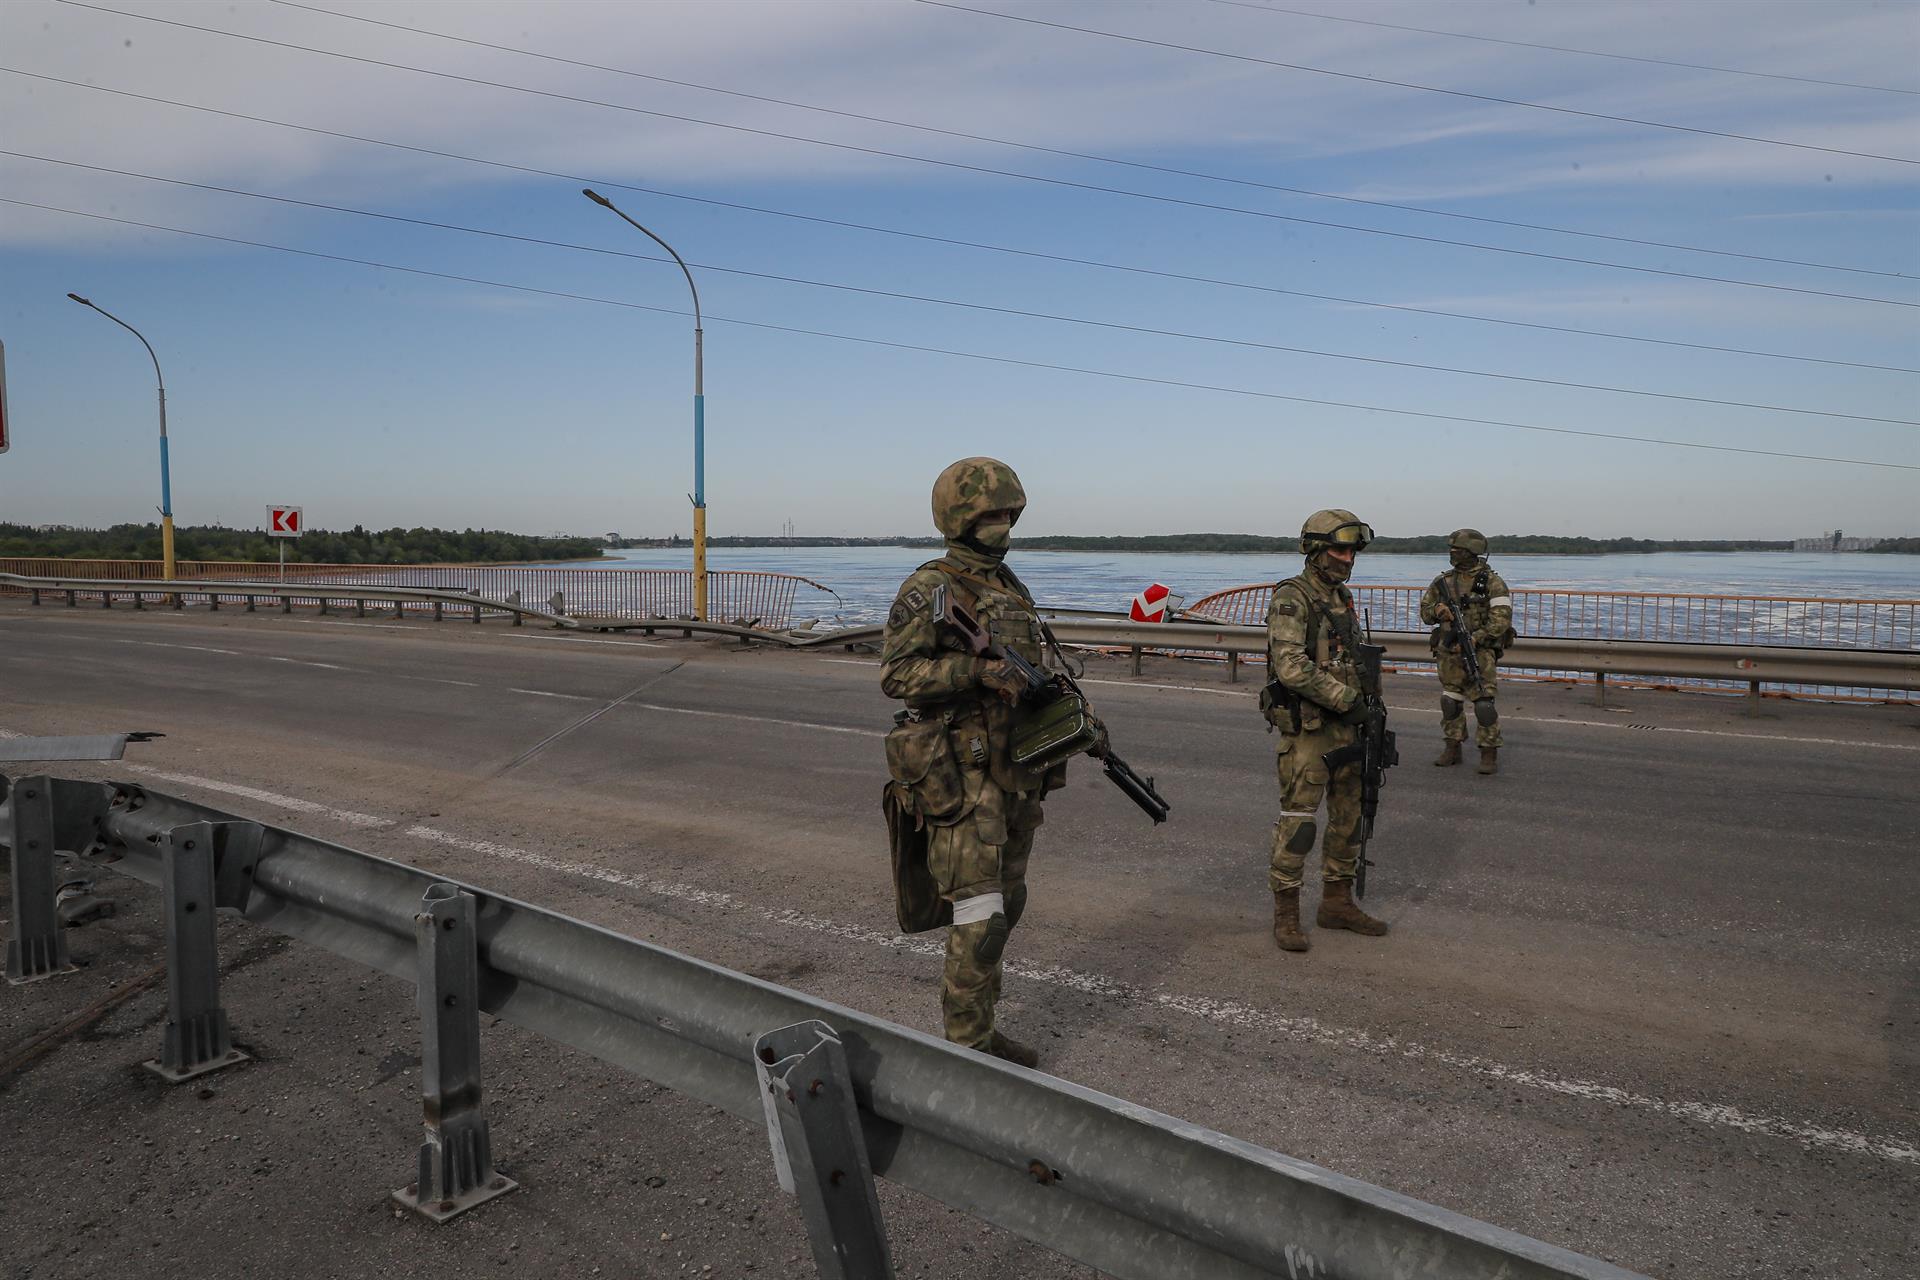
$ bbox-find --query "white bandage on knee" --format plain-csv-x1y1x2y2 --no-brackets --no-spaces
1278,810,1318,818
951,892,1006,926
1441,690,1465,702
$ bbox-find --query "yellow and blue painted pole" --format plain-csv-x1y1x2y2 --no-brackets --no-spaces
68,293,175,579
582,190,710,620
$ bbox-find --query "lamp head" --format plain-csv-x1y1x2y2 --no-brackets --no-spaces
67,292,92,306
582,188,612,208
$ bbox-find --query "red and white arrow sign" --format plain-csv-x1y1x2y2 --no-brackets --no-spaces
1128,582,1183,623
268,505,303,536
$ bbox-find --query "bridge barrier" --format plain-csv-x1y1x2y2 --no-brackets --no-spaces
7,572,1918,701
1183,585,1920,703
1,773,1642,1280
0,558,836,629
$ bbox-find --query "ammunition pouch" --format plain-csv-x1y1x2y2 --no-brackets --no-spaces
1258,679,1304,735
883,783,952,934
1010,690,1099,772
885,711,966,823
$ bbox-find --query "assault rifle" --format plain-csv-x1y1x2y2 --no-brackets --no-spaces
1434,575,1484,690
936,586,1171,824
1321,614,1398,897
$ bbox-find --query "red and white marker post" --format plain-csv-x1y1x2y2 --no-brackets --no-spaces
267,505,303,581
1128,582,1183,623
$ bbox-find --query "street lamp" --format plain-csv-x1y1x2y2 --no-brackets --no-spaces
581,189,709,622
67,293,177,580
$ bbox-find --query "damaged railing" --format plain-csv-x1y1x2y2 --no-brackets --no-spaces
1,773,1642,1280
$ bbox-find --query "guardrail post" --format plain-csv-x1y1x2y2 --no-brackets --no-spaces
393,883,516,1223
145,821,252,1082
30,587,41,605
101,589,112,609
281,595,291,614
4,777,79,984
1226,651,1240,683
208,591,220,612
1130,645,1142,677
245,595,256,613
754,1020,894,1280
433,601,444,622
355,597,366,618
318,595,329,615
506,590,524,626
65,588,76,607
172,591,183,611
1746,679,1762,716
134,591,145,610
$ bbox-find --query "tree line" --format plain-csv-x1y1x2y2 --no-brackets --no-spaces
0,523,608,565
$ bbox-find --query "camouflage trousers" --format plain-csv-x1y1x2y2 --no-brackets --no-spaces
929,782,1043,1049
1437,643,1502,747
1270,725,1363,892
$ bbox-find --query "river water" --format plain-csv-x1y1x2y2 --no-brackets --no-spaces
532,547,1920,624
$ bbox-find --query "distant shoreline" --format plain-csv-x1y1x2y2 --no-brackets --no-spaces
617,536,1846,556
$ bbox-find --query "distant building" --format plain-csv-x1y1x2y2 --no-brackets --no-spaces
1793,529,1882,552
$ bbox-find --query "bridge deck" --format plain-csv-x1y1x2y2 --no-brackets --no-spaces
2,601,1915,1279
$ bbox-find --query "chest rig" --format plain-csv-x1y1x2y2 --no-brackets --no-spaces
1260,574,1359,733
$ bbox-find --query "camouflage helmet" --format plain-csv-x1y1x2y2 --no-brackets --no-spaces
1448,528,1489,558
931,457,1026,541
1298,508,1373,557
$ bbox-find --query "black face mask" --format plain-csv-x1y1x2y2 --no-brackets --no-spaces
960,519,1013,560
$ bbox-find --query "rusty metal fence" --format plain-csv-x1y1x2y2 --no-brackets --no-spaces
1184,584,1920,702
0,559,837,629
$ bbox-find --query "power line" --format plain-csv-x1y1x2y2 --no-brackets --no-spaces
916,2,1920,165
9,196,1914,474
261,0,1910,280
15,148,1914,429
1199,0,1920,96
48,5,1920,308
15,68,1909,377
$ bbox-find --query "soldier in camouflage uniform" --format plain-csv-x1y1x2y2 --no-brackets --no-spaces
880,457,1064,1067
1419,529,1514,775
1261,509,1391,953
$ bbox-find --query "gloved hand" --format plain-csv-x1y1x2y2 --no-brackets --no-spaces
1335,693,1374,726
1433,604,1454,623
1087,711,1112,757
978,658,1027,704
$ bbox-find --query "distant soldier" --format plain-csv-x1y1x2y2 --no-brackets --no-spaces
1259,508,1391,953
1419,529,1515,775
879,457,1064,1067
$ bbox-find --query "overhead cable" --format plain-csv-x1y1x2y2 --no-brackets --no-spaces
8,197,1914,474
44,7,1920,307
13,149,1913,429
913,1,1920,166
1200,0,1920,96
261,0,1909,279
12,69,1907,376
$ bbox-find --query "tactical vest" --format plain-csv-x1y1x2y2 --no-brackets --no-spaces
920,558,1050,794
1260,574,1359,733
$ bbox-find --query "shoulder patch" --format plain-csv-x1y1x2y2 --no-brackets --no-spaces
887,603,908,628
903,586,928,613
1274,601,1299,616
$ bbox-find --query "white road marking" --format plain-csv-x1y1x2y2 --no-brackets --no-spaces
263,656,347,671
510,687,592,701
509,632,670,650
824,658,880,667
97,763,1920,1167
394,675,482,688
300,620,417,632
126,766,391,829
625,702,886,738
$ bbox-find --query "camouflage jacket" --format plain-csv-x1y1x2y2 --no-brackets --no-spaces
881,547,1050,792
1419,564,1513,649
1266,569,1361,728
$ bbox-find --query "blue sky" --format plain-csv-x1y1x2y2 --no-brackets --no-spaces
2,0,1916,540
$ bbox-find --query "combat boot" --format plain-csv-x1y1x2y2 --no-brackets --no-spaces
1272,888,1310,952
1433,740,1462,767
1316,880,1389,936
1478,746,1499,775
985,1030,1040,1068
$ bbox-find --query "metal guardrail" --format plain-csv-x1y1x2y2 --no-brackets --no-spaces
0,558,835,629
1,774,1642,1279
9,573,1918,696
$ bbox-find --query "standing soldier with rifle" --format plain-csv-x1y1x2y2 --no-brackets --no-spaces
1258,509,1394,953
880,457,1165,1066
1420,529,1515,775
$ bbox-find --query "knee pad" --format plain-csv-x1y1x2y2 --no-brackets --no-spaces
1004,882,1028,930
973,913,1010,965
1284,820,1318,855
1474,698,1498,727
1440,695,1464,720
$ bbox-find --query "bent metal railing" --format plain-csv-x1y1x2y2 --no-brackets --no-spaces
1184,584,1920,702
0,558,837,629
0,774,1640,1280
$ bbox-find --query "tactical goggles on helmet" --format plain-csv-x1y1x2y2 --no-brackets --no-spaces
1309,520,1373,551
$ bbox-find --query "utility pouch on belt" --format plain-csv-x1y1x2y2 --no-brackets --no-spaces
883,783,952,934
1258,679,1303,734
884,711,966,821
1009,689,1099,771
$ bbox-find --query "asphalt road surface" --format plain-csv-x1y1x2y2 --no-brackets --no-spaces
2,601,1916,1279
